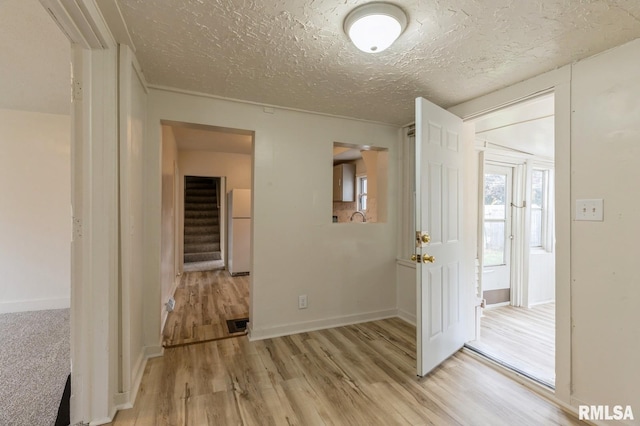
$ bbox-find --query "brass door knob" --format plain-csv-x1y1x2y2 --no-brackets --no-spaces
421,233,431,244
423,254,435,263
411,254,417,262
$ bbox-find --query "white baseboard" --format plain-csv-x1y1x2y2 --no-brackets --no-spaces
114,349,146,410
529,299,555,307
0,297,70,313
160,276,181,332
484,301,510,309
129,351,146,404
113,391,129,409
396,308,416,325
248,309,398,341
111,344,164,422
569,397,628,426
144,344,164,358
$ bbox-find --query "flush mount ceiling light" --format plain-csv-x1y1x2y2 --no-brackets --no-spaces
344,2,407,53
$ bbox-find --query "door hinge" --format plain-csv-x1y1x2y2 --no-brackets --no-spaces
480,299,486,309
72,216,82,239
72,78,83,102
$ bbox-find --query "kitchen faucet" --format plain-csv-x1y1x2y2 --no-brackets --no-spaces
350,211,366,222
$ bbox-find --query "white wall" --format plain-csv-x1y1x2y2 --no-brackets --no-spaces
178,150,252,189
160,125,178,328
528,250,555,305
396,262,416,324
570,38,640,415
117,47,149,411
145,89,399,344
0,109,70,313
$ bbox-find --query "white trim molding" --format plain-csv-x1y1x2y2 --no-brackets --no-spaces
44,1,120,424
39,0,110,49
0,298,70,314
248,309,398,341
396,309,416,326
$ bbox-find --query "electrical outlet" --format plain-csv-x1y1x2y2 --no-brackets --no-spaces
298,295,308,309
165,297,176,312
576,199,604,221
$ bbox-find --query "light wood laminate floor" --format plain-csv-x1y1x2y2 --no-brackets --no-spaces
467,303,555,386
113,317,581,425
162,270,249,347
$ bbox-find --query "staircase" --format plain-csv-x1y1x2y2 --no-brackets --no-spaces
184,176,221,264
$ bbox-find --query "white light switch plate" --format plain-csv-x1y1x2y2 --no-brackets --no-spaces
576,199,604,221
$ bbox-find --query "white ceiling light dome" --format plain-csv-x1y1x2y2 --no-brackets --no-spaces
344,2,408,53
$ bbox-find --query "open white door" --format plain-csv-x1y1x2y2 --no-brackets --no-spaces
415,97,466,376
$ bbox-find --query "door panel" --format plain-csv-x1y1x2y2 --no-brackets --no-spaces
428,163,443,244
428,267,443,340
447,262,460,329
448,168,460,243
415,97,466,376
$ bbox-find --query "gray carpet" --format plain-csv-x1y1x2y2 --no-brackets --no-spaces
0,309,70,426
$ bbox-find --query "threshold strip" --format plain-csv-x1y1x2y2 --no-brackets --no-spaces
163,331,248,349
463,343,555,390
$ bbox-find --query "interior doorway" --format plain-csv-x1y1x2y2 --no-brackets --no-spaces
0,1,73,425
160,121,253,347
466,93,557,387
183,175,224,272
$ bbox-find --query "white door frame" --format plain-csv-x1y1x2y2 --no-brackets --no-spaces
449,67,571,403
41,0,121,423
481,155,529,308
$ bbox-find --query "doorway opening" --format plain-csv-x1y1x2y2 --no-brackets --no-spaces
0,1,73,425
160,121,253,347
466,93,556,388
183,175,224,272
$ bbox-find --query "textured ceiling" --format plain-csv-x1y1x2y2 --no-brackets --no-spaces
117,0,640,125
0,0,69,115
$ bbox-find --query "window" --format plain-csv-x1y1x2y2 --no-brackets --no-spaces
530,169,548,248
357,176,367,211
483,173,508,266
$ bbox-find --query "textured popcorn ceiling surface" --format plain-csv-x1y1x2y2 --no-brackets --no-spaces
118,0,640,125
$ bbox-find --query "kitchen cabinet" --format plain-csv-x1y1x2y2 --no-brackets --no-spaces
333,163,355,202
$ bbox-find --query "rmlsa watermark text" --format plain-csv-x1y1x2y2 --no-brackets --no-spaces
579,405,634,421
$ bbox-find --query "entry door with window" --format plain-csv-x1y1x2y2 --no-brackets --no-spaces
482,165,513,305
415,97,466,377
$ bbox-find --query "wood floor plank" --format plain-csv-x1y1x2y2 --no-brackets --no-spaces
163,270,249,347
111,317,583,426
467,303,555,385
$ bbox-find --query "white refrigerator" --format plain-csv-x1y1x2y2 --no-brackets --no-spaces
227,189,251,275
